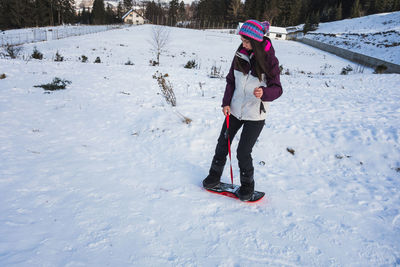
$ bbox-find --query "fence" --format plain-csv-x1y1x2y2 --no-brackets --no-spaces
298,37,400,74
149,17,238,31
0,25,124,47
0,29,47,46
50,25,122,40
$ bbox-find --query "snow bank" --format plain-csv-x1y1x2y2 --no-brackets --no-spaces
305,11,400,64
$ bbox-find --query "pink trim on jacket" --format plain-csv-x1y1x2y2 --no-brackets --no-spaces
264,41,271,52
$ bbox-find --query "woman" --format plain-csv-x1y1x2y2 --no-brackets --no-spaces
203,19,283,201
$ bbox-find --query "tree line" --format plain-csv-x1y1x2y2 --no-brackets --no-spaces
0,0,76,30
144,0,400,30
191,0,400,27
1,0,399,31
0,0,133,30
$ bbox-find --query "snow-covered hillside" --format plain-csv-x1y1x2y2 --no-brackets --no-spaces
0,24,399,266
305,11,400,64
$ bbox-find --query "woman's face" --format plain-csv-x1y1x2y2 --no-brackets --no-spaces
241,36,252,51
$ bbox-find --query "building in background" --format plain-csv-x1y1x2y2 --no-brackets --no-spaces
267,26,287,40
122,9,145,25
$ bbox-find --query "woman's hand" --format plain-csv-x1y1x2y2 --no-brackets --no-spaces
223,106,231,116
254,87,263,99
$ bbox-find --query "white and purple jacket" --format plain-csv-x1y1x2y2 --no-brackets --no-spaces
222,38,282,121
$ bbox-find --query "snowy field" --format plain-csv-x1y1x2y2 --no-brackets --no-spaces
0,24,400,266
305,11,400,64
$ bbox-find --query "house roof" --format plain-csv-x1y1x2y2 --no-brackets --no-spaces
122,9,143,20
269,26,287,34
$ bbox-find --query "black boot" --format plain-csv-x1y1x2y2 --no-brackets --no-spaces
203,158,226,189
237,169,254,201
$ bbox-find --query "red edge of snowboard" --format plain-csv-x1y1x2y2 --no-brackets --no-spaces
205,187,266,203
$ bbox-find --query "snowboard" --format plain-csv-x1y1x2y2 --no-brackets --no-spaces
205,182,265,202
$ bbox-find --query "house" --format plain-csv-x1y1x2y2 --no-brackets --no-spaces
266,26,287,40
122,9,145,25
236,23,287,40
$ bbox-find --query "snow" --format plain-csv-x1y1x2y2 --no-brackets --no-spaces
305,11,400,64
1,21,400,266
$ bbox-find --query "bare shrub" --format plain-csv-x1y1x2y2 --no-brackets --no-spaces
34,77,71,91
149,26,170,65
153,71,176,106
54,51,64,62
31,46,43,60
125,59,134,65
184,60,197,69
199,82,205,97
374,64,387,74
1,44,23,59
341,65,353,75
175,110,192,124
80,55,88,63
209,63,224,78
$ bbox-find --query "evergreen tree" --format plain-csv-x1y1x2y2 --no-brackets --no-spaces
196,0,212,24
395,0,400,10
228,0,241,22
304,10,319,32
59,0,75,25
81,7,90,24
298,0,310,24
244,0,257,19
178,1,186,21
92,0,106,24
0,0,12,30
34,0,52,27
123,0,133,13
289,0,303,25
320,4,335,22
311,10,320,27
168,0,179,25
351,0,361,17
145,1,165,24
336,2,343,21
8,0,25,28
117,2,124,22
342,0,355,18
105,4,116,23
385,0,396,11
361,0,372,15
263,0,280,25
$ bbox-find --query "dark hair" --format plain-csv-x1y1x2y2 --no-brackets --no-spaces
235,35,271,81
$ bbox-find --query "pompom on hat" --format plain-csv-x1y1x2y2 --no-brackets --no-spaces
239,20,270,42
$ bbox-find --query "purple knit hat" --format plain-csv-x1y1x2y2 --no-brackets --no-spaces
239,20,270,42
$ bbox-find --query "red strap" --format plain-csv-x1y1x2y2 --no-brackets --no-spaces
226,114,234,186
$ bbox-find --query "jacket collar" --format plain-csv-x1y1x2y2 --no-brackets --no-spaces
235,45,254,64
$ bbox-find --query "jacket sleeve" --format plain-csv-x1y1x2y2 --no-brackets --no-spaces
261,44,283,102
222,58,236,107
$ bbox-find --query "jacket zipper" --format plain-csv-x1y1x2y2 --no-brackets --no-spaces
240,73,250,120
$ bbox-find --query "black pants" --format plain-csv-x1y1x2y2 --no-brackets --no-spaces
213,114,265,173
